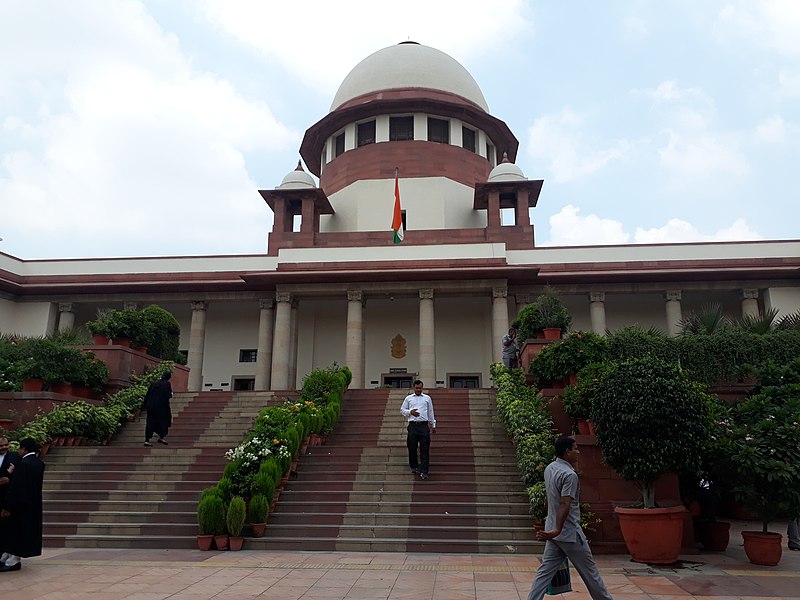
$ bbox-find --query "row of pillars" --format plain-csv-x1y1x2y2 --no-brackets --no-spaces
54,287,763,392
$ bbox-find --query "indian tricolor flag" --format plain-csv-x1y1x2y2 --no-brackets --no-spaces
391,170,404,244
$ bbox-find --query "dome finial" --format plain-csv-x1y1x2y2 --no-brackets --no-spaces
295,160,304,172
501,151,510,164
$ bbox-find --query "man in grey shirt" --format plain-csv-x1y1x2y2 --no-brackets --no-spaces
527,436,613,600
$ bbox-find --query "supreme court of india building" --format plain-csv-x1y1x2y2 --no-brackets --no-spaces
2,42,799,393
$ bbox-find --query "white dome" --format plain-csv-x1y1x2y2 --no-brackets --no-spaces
488,161,527,182
330,42,488,112
279,163,316,189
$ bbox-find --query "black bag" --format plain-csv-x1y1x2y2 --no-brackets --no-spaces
546,558,572,595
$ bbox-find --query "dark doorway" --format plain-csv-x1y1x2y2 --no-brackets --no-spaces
449,375,479,388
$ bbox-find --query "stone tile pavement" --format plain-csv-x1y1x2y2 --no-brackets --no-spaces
1,520,798,599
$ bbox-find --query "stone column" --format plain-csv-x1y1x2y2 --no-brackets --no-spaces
419,288,436,386
589,292,607,335
665,290,682,337
254,299,275,391
741,288,759,319
288,300,300,389
271,292,292,390
345,290,364,389
57,302,76,332
187,301,208,392
492,287,510,363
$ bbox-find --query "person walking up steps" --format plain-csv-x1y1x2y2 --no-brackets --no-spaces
143,371,173,447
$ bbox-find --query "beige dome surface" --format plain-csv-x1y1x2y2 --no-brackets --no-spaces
330,42,488,112
279,168,316,189
488,161,526,182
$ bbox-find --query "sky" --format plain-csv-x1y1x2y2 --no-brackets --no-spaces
0,0,798,259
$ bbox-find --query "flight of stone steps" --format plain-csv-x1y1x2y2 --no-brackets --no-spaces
42,391,287,548
251,388,541,553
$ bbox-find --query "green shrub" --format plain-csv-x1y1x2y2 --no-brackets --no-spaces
141,305,182,361
529,331,608,383
592,358,714,508
513,289,572,340
226,496,247,537
198,495,224,535
247,494,269,524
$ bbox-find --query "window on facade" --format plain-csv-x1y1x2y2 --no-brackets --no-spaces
427,117,449,143
239,349,257,363
486,143,496,166
357,120,376,147
389,116,414,141
334,132,345,157
462,126,476,152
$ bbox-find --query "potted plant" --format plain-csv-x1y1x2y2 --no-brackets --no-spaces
86,310,114,345
513,289,572,342
247,494,269,538
561,361,614,434
196,493,219,550
592,358,713,564
529,331,608,387
712,361,800,565
226,496,247,551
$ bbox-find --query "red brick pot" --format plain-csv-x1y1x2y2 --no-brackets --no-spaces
615,505,686,564
742,531,782,566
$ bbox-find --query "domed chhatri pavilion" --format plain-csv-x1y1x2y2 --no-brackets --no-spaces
1,42,799,392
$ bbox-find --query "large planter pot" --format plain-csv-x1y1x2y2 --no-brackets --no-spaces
92,334,110,345
50,382,73,395
22,378,45,392
742,531,782,566
229,536,244,551
0,418,15,432
696,521,730,551
542,327,562,340
576,419,591,435
196,535,214,551
250,522,267,538
615,505,686,564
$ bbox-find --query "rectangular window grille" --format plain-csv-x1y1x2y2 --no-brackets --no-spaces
462,126,476,152
428,117,449,143
357,120,376,147
389,116,414,141
334,132,345,157
239,349,257,363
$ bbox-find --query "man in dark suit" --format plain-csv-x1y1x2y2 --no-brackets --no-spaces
0,436,21,564
0,437,45,572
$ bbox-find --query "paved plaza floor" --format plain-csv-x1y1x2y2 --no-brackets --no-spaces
1,520,798,599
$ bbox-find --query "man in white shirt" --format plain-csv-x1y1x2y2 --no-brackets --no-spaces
400,380,436,480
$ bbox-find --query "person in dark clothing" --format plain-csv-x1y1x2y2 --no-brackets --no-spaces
0,437,45,572
0,436,21,563
143,371,173,447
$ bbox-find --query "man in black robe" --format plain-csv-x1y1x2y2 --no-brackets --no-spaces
0,437,45,572
0,436,21,562
144,371,173,446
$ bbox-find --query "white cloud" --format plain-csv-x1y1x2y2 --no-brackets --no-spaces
658,130,749,180
754,115,787,143
527,108,637,183
200,0,531,95
718,0,800,57
542,206,763,246
622,15,649,41
0,0,298,258
634,218,762,243
543,205,630,246
778,69,800,98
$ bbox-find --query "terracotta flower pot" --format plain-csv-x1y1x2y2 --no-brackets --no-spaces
615,505,686,564
197,535,214,551
576,419,591,435
696,521,730,551
250,523,267,538
742,531,782,566
213,534,229,550
22,378,45,392
92,334,110,345
50,382,73,395
229,536,244,551
542,327,562,340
